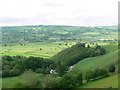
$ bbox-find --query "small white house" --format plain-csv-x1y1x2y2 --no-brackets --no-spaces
69,66,74,71
50,69,56,74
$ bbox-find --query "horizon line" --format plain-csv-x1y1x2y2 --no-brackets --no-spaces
0,24,117,27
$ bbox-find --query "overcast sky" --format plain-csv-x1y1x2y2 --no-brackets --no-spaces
0,0,119,26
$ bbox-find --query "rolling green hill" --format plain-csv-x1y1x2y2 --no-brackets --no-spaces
73,50,118,72
52,43,106,66
72,44,118,71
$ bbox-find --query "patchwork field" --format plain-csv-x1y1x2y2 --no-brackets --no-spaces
2,42,72,58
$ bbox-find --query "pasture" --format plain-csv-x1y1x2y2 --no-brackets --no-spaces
2,42,71,58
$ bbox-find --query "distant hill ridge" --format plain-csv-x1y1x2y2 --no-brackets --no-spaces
2,25,118,44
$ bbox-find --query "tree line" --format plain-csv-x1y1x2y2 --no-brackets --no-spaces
2,56,55,77
13,63,116,89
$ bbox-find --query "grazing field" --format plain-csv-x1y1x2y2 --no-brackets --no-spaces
79,74,118,88
2,42,71,58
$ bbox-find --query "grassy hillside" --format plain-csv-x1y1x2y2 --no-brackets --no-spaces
73,50,118,71
79,74,118,88
102,44,118,53
72,44,118,71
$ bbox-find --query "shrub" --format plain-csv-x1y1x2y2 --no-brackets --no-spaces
16,70,42,88
108,64,116,73
35,68,42,73
85,68,108,81
2,69,11,77
58,72,83,89
12,69,21,76
85,69,95,81
42,77,60,88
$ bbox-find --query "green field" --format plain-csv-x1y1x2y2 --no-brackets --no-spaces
2,42,72,58
79,74,118,88
2,76,21,88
